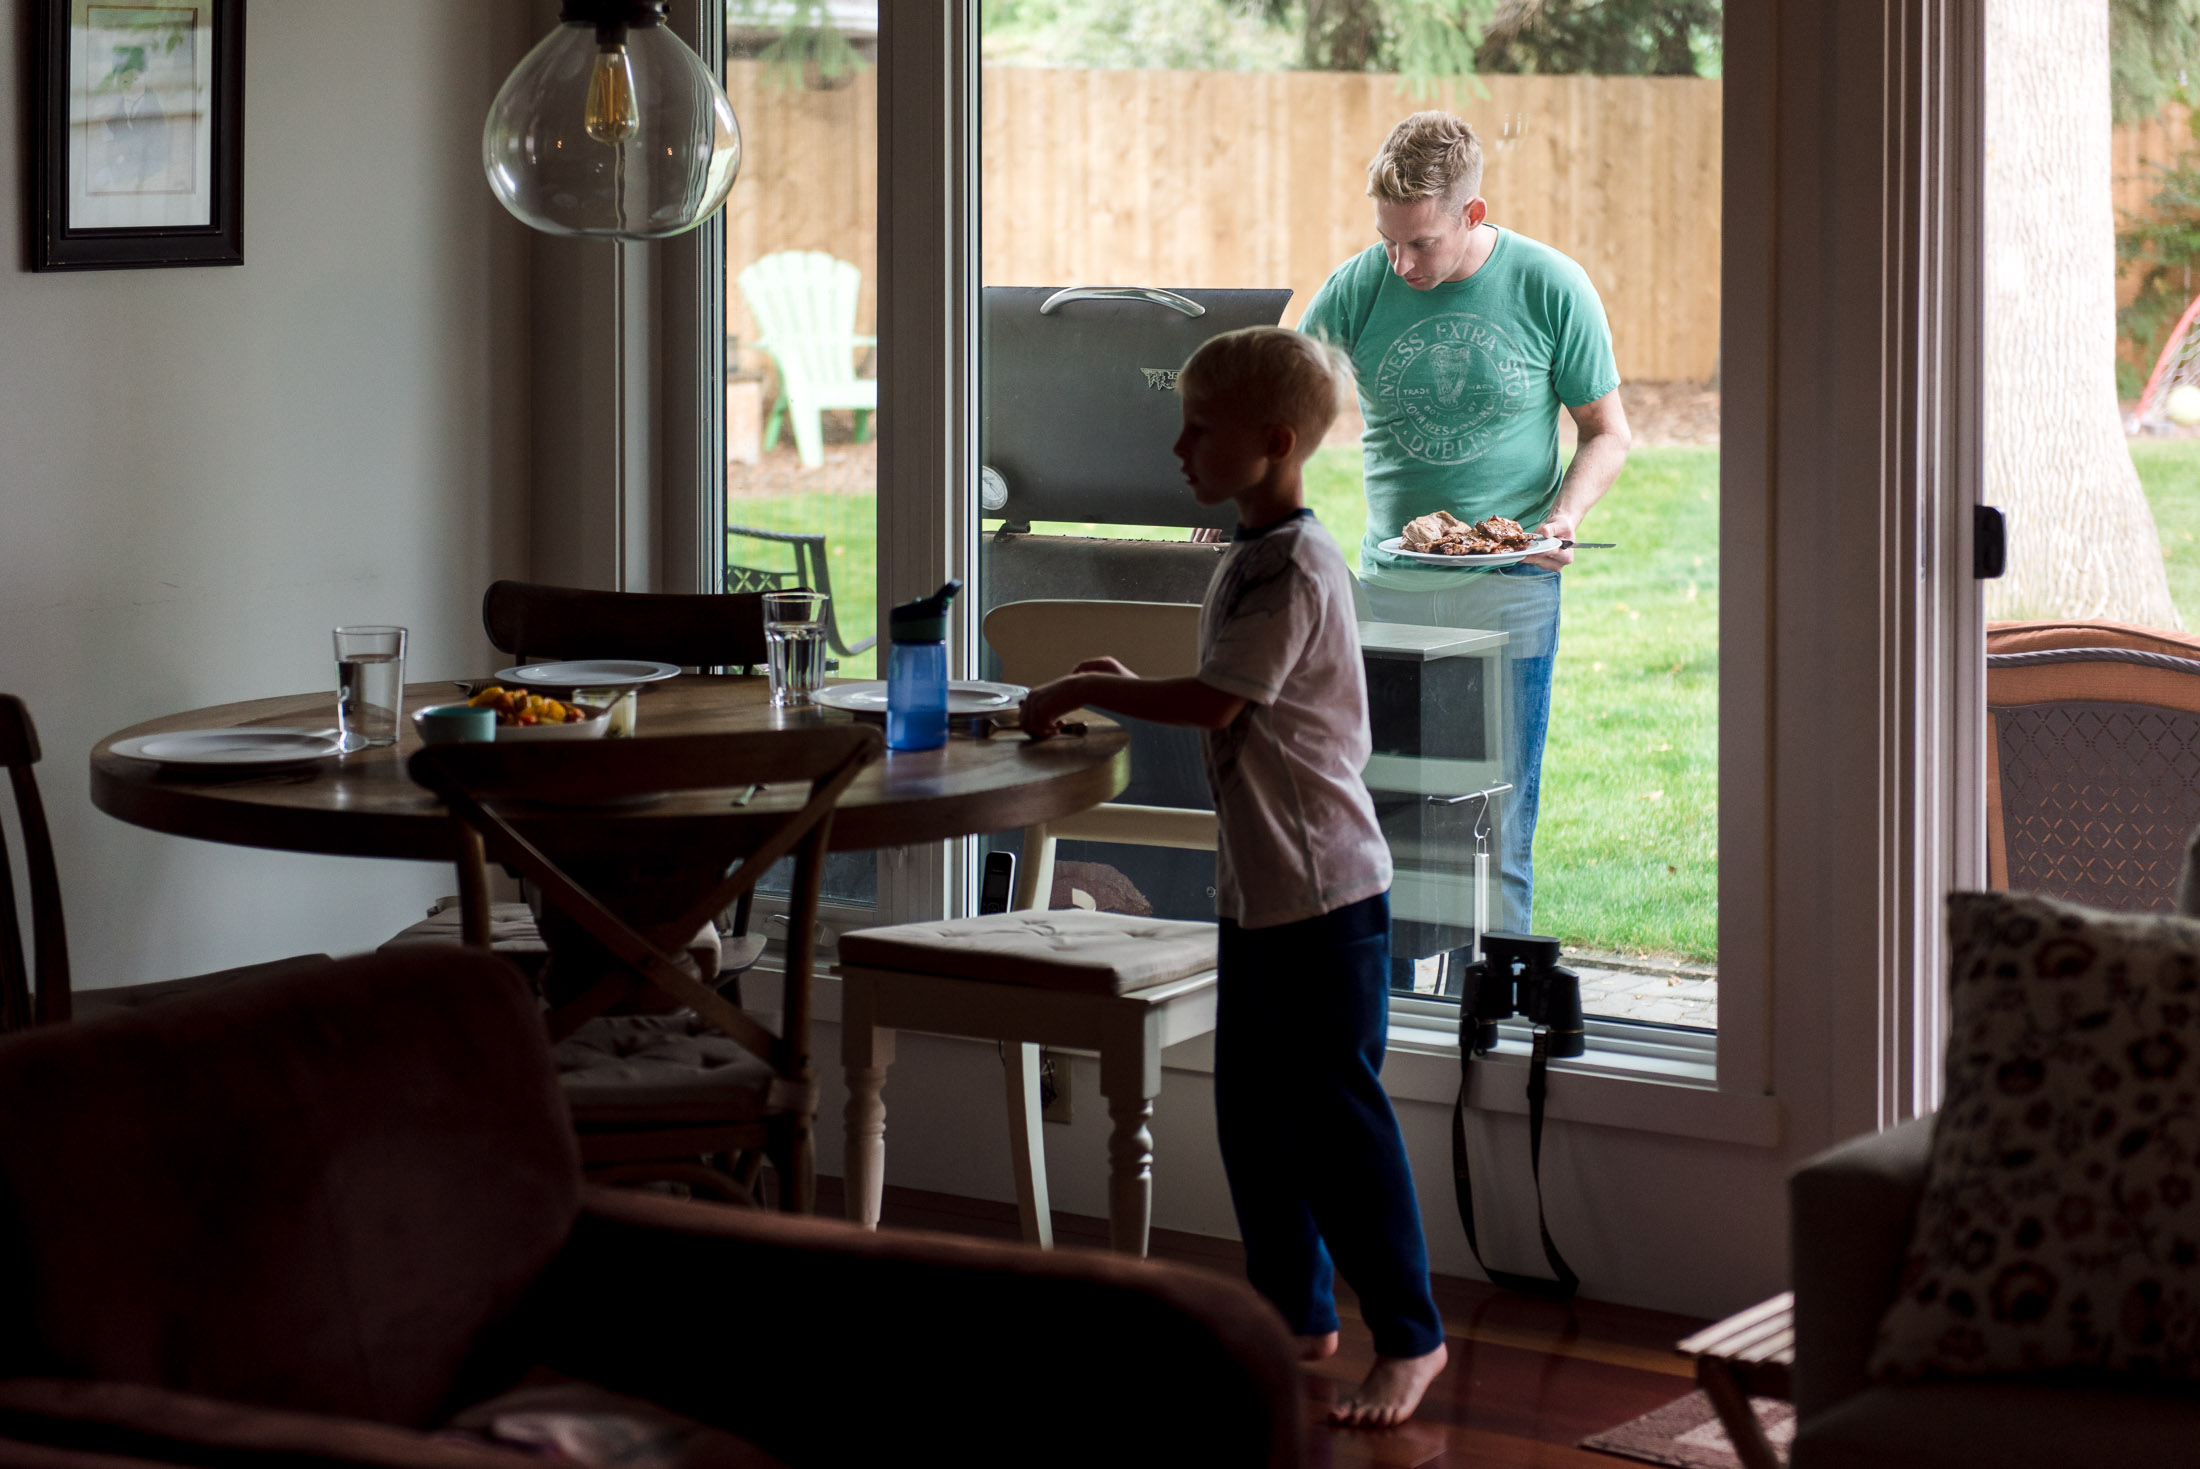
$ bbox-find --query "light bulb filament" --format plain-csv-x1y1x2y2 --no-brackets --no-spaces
585,44,639,145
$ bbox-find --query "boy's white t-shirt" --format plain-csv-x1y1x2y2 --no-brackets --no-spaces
1196,510,1392,929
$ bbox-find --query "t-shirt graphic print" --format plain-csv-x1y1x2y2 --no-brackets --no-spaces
1375,313,1535,466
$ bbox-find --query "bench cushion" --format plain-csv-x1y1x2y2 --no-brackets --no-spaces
838,911,1217,995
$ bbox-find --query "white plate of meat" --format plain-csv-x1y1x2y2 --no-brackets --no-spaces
1378,512,1559,567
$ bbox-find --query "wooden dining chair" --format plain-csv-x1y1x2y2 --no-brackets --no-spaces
1985,621,2200,912
482,579,772,671
839,600,1221,1255
409,725,881,1208
387,581,779,984
0,694,330,1032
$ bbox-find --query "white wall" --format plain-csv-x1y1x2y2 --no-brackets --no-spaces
0,1,535,985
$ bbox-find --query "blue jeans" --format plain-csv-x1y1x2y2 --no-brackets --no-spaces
1363,565,1560,934
1214,892,1446,1358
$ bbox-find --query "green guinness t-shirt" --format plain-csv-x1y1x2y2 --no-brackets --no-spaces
1298,228,1620,589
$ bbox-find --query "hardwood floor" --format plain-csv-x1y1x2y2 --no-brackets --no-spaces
811,1177,1706,1468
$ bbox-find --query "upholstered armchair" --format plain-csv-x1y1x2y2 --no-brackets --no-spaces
0,950,1302,1468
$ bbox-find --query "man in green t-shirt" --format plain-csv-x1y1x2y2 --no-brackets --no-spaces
1299,110,1631,944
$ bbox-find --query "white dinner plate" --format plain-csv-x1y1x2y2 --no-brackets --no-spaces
813,680,1028,715
1377,534,1562,568
110,727,346,771
492,659,682,689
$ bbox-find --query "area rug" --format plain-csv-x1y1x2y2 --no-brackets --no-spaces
1581,1389,1794,1469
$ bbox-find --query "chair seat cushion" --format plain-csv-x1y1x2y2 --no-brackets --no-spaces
838,910,1217,995
555,1016,802,1124
384,903,725,981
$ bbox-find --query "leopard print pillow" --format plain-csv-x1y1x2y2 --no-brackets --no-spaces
1871,890,2200,1381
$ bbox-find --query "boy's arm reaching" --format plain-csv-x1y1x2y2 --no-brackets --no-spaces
1022,658,1246,737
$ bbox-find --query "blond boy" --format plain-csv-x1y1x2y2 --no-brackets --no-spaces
1022,328,1448,1427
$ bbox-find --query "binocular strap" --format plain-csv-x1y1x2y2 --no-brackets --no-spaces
1451,1030,1580,1300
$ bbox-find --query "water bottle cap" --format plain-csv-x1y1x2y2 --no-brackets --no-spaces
889,580,961,644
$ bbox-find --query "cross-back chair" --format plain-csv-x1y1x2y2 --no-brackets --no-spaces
0,694,328,1031
387,581,778,980
839,600,1220,1255
410,725,881,1208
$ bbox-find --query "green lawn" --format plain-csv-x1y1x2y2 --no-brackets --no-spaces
732,438,2200,965
1532,451,1720,959
2137,440,2200,624
1312,445,1720,960
728,497,881,679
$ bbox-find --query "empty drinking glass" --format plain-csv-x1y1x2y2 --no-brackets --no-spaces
763,591,828,707
333,625,407,749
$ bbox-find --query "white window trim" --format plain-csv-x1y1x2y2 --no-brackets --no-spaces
873,0,981,926
659,0,726,598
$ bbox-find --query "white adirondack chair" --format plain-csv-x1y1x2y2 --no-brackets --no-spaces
737,250,877,470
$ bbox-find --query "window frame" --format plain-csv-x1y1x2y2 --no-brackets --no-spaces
679,0,1987,1150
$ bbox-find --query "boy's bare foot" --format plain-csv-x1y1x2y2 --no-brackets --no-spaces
1297,1331,1339,1362
1328,1341,1449,1428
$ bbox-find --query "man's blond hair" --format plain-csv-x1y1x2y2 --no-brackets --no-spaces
1178,327,1353,455
1366,110,1484,209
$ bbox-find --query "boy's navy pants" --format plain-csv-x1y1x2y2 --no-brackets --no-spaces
1213,890,1446,1359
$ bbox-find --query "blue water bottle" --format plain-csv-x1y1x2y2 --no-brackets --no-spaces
886,579,961,751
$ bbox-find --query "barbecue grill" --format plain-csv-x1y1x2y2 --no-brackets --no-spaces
979,284,1509,989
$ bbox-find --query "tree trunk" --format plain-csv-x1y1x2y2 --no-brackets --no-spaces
1985,0,2180,627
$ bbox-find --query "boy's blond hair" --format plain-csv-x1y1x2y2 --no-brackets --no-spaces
1366,110,1484,209
1178,327,1353,456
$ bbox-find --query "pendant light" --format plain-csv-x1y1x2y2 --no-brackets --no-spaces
483,0,742,241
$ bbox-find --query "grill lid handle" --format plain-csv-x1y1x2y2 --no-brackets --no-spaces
1038,286,1206,318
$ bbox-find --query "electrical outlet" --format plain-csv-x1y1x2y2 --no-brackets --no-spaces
1040,1049,1073,1124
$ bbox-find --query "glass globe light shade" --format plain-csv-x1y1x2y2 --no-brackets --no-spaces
483,1,741,241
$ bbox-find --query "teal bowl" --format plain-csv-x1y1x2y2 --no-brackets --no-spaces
412,703,496,745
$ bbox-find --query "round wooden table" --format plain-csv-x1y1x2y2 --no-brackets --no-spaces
90,677,1130,860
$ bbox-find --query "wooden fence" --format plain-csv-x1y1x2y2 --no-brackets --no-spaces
2114,103,2194,308
723,63,2198,386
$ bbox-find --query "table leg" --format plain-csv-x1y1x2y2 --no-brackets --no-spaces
1003,1042,1054,1248
840,975,893,1228
1696,1359,1781,1469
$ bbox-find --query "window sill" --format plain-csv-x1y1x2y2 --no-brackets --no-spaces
801,963,1783,1150
1380,1028,1782,1148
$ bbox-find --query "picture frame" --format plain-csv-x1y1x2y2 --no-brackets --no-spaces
30,0,244,271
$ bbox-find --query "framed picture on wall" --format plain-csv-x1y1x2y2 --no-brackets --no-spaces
30,0,244,271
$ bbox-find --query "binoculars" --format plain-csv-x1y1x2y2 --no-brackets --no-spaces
1464,932,1585,1058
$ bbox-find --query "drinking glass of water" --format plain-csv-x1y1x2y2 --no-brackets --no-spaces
763,592,828,707
333,625,407,750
